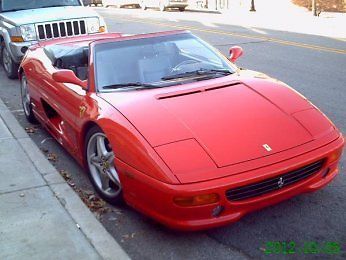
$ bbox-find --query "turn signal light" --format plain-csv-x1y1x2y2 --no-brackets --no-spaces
99,26,106,33
173,193,220,207
11,36,24,42
329,147,343,163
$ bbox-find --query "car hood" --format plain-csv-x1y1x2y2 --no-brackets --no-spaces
1,6,99,26
99,74,332,173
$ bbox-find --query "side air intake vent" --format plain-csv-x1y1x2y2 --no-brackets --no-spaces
205,82,242,92
157,82,242,100
157,90,202,100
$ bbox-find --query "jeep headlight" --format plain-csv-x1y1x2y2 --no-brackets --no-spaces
86,17,100,34
20,24,37,41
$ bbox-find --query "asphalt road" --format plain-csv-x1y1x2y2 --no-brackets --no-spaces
0,7,345,260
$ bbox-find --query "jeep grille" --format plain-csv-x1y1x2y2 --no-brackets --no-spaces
36,20,87,40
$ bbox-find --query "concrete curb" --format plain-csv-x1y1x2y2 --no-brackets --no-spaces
0,97,130,260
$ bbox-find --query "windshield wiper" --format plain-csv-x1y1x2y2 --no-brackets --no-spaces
161,69,233,81
102,82,162,90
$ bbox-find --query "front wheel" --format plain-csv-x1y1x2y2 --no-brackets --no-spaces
178,7,185,11
20,74,37,124
85,126,123,204
1,45,19,79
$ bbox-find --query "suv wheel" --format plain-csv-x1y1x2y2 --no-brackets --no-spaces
1,45,19,79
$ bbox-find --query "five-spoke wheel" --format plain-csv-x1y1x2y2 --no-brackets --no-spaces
86,127,122,204
20,74,37,123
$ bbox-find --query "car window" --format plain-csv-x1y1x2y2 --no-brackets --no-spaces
1,0,81,12
94,33,236,91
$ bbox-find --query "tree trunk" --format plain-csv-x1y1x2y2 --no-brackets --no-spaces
250,0,256,11
312,0,317,16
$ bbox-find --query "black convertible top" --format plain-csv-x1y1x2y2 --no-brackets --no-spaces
44,44,89,69
44,44,89,80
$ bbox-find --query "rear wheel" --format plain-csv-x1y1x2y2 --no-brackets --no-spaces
20,74,37,124
85,126,123,204
1,45,19,79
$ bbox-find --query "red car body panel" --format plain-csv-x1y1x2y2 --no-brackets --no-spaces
19,32,344,230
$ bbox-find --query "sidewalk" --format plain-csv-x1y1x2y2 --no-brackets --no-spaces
0,98,129,259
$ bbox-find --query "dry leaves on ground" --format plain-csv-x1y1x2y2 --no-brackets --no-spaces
47,153,58,162
25,126,38,134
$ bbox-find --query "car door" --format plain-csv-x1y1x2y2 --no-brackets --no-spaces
40,67,86,155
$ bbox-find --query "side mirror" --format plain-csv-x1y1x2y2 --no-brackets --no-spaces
52,70,87,90
229,46,243,63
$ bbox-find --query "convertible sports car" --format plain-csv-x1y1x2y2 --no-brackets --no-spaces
19,31,344,230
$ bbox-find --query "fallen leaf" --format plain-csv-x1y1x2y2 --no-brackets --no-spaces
47,153,58,162
59,170,71,181
25,126,38,134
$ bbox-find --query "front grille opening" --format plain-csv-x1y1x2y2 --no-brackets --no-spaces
45,24,52,39
66,22,73,36
59,23,66,37
80,21,86,34
73,21,80,35
226,159,325,202
52,24,59,38
38,25,45,39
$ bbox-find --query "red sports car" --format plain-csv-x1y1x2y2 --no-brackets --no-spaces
19,31,344,230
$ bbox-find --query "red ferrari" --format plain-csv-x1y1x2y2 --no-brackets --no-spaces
19,31,344,230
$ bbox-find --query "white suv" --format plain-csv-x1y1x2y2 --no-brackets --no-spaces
0,0,107,78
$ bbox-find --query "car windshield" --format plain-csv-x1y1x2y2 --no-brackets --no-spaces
1,0,81,12
94,33,237,91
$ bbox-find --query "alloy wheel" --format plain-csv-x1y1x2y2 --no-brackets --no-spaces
87,132,122,198
21,75,31,117
2,47,12,74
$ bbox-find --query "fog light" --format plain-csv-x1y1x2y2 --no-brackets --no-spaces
173,193,220,207
21,46,28,54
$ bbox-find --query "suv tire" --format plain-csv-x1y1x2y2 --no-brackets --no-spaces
1,43,19,79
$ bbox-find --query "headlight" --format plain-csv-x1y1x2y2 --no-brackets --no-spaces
20,24,37,41
86,17,100,34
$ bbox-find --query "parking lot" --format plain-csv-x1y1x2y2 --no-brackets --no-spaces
0,7,345,259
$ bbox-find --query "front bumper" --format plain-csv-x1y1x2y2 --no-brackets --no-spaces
117,133,344,231
9,41,37,63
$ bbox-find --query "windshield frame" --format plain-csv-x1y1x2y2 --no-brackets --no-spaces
0,0,82,12
92,32,238,93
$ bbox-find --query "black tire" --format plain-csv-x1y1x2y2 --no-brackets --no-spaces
20,74,37,124
178,7,185,11
1,44,19,79
85,126,123,205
